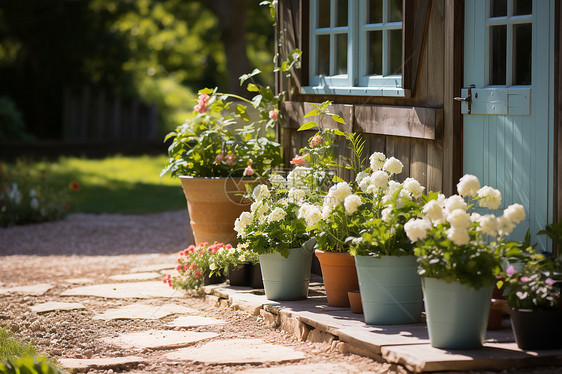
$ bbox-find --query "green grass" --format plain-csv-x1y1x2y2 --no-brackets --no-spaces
0,328,37,361
2,155,186,214
0,328,61,373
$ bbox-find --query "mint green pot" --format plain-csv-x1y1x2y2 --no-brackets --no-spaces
423,277,493,349
355,255,423,324
259,247,313,301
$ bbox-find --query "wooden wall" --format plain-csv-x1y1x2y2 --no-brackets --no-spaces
277,0,462,195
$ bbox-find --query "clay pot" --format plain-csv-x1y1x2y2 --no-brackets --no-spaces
315,250,359,307
348,291,363,314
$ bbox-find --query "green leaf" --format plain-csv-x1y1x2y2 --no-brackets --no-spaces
304,109,320,118
330,114,346,124
247,83,260,92
333,129,345,136
332,175,345,183
297,121,318,131
239,69,261,84
199,87,214,95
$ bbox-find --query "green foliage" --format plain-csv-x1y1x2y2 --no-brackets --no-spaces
311,203,364,253
538,220,562,246
0,327,61,374
0,97,32,141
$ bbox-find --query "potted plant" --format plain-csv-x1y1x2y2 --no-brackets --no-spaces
405,174,526,349
234,178,316,301
164,242,232,291
348,153,424,324
224,243,262,288
502,242,562,349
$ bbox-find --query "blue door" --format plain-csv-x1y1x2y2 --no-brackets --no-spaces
462,0,554,251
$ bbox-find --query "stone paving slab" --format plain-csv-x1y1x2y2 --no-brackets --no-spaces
60,281,178,299
237,363,369,373
163,338,306,364
31,302,86,314
102,330,218,350
65,278,95,284
108,272,163,281
166,315,225,328
381,343,562,373
130,264,176,273
93,303,197,320
0,283,54,296
58,356,148,371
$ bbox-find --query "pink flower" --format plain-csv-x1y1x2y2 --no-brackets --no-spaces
244,165,254,176
194,93,211,113
290,155,306,166
215,153,224,164
545,278,556,286
225,153,236,166
310,135,322,147
506,265,516,276
269,109,279,121
520,276,531,283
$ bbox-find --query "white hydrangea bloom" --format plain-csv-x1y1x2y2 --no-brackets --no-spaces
267,207,287,223
252,184,271,201
355,171,369,185
252,201,270,224
369,152,386,171
359,175,372,193
404,218,432,242
503,203,525,224
446,227,470,246
287,166,311,189
437,193,446,207
329,182,352,204
445,195,468,213
269,174,287,189
381,206,393,222
447,209,472,229
371,170,389,191
387,180,402,197
298,203,322,226
383,157,403,175
321,204,332,220
423,200,445,225
288,188,306,204
344,194,362,215
478,214,498,237
403,177,424,199
477,186,502,210
457,174,481,197
470,212,481,222
497,215,515,236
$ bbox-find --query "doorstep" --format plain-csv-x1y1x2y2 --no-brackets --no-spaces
201,277,562,373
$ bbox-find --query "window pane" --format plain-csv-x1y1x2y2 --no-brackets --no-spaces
513,23,532,85
490,0,507,17
390,29,402,75
317,35,330,76
514,0,532,16
368,0,382,24
336,33,348,75
367,30,382,75
490,25,507,85
336,0,348,27
389,0,402,23
318,0,331,28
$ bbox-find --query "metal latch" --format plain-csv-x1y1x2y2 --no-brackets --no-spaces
454,84,476,114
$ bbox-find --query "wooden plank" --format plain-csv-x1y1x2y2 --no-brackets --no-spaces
388,137,411,182
354,105,438,140
426,0,445,107
427,141,443,193
403,0,433,96
410,139,428,188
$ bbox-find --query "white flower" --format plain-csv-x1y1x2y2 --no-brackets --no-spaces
478,214,498,237
30,197,39,210
371,171,389,191
403,177,424,199
355,171,369,185
287,166,312,189
477,186,502,210
503,203,525,224
445,195,468,213
471,212,481,222
328,182,352,204
288,188,306,204
234,211,252,235
29,189,37,197
267,207,287,223
344,194,362,215
497,215,515,236
387,180,402,197
250,201,269,223
423,200,445,225
404,218,432,242
238,254,246,262
321,204,332,220
298,203,322,226
447,209,472,229
252,184,270,201
359,176,371,193
369,152,386,171
383,157,403,175
457,174,481,197
437,193,446,207
446,227,470,246
382,206,392,222
209,262,217,271
269,174,287,189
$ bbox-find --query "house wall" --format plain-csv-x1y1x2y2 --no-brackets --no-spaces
277,0,463,195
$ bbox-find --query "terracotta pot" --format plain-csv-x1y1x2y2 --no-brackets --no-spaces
487,299,507,330
348,291,363,314
315,250,359,307
180,177,255,245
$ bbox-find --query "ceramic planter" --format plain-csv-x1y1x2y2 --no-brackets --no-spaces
228,263,252,287
259,247,313,301
203,272,226,286
510,308,562,350
348,291,363,314
355,255,422,324
423,277,493,349
315,250,359,307
250,263,264,289
179,176,256,245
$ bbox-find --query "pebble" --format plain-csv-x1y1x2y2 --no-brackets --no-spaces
30,321,41,331
10,323,20,332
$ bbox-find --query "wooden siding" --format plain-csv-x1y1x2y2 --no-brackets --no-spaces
277,0,458,195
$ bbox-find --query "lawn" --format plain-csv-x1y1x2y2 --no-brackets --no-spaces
1,155,186,215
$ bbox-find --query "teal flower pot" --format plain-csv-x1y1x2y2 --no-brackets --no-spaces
423,277,493,349
355,255,422,324
259,247,313,301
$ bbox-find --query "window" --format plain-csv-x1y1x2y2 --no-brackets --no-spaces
305,0,404,96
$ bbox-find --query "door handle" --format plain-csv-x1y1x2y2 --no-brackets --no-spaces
454,84,476,114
